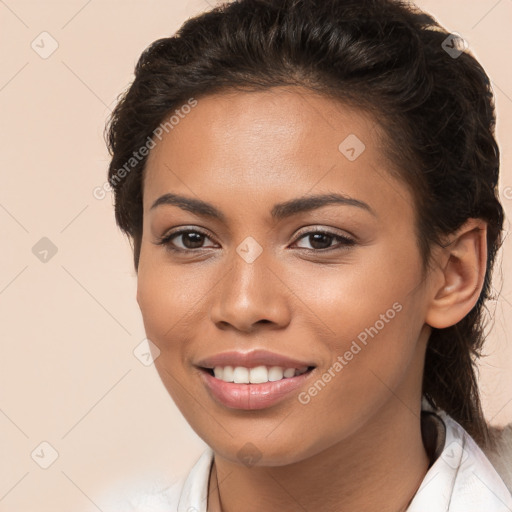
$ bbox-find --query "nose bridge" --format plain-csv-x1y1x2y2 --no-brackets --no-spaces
209,235,290,331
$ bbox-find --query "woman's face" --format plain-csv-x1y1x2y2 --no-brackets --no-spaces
137,87,435,465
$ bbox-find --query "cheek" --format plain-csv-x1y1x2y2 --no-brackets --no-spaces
136,256,213,340
290,247,424,397
290,249,419,346
136,260,207,410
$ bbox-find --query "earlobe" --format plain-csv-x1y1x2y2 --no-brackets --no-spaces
425,219,488,329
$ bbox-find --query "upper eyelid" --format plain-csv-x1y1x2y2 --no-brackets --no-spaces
164,227,218,243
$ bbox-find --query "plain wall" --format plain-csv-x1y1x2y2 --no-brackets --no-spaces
0,1,511,510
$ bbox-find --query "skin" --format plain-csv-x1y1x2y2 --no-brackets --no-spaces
136,86,488,512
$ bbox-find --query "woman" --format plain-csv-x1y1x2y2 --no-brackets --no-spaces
105,0,512,510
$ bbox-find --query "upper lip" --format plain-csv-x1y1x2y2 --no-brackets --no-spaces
196,349,316,370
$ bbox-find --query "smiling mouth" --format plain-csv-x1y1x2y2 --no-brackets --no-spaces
200,365,316,384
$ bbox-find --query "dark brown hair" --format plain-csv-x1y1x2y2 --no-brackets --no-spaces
105,0,504,449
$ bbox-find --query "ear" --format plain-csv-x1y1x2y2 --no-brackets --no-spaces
425,218,488,329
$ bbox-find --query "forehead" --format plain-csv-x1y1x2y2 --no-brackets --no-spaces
142,87,414,222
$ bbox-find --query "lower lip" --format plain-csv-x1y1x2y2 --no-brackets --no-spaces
199,368,314,410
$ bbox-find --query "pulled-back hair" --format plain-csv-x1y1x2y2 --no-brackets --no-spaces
105,0,504,449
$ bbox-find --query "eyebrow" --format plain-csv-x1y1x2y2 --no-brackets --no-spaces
150,192,376,221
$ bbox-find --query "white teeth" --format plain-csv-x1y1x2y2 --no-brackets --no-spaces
233,367,249,383
283,368,296,378
222,366,234,382
268,366,284,382
211,365,310,383
250,366,269,384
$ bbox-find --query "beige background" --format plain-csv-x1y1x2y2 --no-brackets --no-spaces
0,0,511,510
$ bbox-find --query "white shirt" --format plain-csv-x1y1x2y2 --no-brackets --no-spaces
114,405,512,511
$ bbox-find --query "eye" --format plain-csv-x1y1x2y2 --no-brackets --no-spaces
156,228,217,252
291,229,356,251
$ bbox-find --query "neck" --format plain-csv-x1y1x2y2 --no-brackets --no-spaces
208,398,430,512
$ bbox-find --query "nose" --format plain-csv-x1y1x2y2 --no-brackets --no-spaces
209,249,291,333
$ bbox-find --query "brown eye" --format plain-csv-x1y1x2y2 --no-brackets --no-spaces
293,230,356,251
174,231,207,249
156,229,217,252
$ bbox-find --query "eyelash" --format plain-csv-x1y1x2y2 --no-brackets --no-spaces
155,227,356,254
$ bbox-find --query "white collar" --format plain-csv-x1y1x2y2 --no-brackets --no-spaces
407,409,512,511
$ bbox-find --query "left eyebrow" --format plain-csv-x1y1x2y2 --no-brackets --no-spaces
271,193,377,219
149,192,377,221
